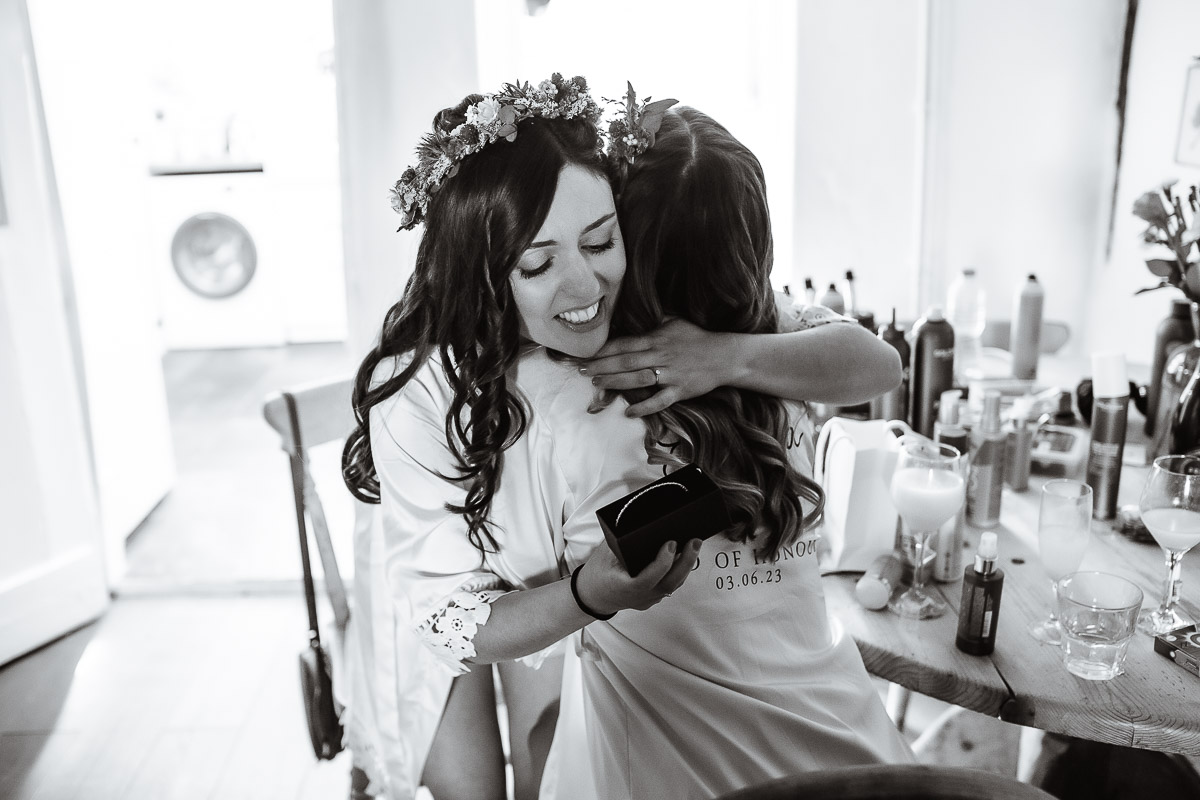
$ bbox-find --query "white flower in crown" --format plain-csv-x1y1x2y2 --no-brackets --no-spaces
467,97,501,128
539,79,558,98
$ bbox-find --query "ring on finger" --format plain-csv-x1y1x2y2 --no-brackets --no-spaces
653,368,662,386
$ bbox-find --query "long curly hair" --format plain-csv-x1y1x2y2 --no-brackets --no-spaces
609,107,823,560
341,96,607,555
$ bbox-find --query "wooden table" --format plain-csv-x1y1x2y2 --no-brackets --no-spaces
824,452,1200,755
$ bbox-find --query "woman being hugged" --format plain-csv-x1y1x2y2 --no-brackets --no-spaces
518,103,915,799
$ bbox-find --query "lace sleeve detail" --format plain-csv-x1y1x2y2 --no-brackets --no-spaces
414,588,510,674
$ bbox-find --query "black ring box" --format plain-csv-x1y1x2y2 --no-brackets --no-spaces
596,464,731,576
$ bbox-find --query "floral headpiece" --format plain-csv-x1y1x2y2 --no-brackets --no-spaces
605,82,678,165
389,74,601,230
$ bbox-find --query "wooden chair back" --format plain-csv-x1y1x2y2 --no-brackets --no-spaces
262,377,355,631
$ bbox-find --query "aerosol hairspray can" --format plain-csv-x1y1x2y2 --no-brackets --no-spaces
1010,274,1044,380
869,308,910,422
908,306,956,438
1085,352,1129,521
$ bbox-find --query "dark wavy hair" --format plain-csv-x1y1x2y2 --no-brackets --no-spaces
609,107,823,560
341,95,607,554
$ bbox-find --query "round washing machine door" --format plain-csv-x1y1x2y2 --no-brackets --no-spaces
170,211,257,299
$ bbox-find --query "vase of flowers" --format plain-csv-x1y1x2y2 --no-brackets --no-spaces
1134,179,1200,456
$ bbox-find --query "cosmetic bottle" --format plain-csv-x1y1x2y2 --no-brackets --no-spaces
1010,274,1044,380
1146,298,1195,436
967,390,1005,529
819,283,845,315
842,270,858,317
869,309,910,422
956,531,1004,656
933,390,968,583
1085,352,1129,521
855,553,904,610
1003,396,1037,492
908,306,956,437
803,277,817,305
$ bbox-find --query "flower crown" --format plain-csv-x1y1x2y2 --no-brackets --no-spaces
389,74,601,230
605,82,678,165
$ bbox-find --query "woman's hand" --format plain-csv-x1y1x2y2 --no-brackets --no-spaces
582,318,736,417
575,537,702,615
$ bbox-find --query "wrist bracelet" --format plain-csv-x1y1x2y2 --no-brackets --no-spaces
570,564,616,621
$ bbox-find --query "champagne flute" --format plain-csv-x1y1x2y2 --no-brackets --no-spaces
1137,455,1200,635
1028,480,1092,644
888,438,965,619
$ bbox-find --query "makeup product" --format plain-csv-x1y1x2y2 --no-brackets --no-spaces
1085,352,1129,521
803,277,816,305
967,390,1005,529
842,270,858,316
1003,396,1037,491
956,531,1004,655
1010,274,1044,380
1146,299,1195,436
819,283,845,314
933,390,968,583
1030,424,1088,473
855,553,904,610
869,309,910,422
908,306,955,438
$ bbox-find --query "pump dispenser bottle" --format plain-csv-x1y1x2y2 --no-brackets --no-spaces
967,391,1005,529
1085,352,1130,521
933,390,968,582
956,531,1004,655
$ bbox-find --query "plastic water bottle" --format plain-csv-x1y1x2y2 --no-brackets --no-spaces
947,268,987,382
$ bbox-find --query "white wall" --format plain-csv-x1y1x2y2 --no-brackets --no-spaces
29,0,175,579
475,0,800,291
792,0,926,321
1087,0,1200,364
332,0,480,358
922,0,1126,357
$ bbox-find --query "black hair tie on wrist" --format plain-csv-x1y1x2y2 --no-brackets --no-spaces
570,564,616,621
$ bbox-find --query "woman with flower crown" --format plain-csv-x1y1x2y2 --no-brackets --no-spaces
341,74,902,800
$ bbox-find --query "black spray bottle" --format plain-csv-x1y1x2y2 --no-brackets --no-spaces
956,531,1004,655
908,306,955,438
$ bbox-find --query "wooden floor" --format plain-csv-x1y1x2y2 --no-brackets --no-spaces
0,595,354,800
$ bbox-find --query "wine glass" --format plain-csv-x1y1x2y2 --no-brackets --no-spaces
1137,455,1200,635
1028,480,1092,644
888,438,965,619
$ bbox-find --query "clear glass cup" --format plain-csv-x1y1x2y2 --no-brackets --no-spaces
1028,480,1092,645
888,438,965,619
1056,571,1143,680
1137,455,1200,635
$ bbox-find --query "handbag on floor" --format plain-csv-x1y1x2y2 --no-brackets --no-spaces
285,391,345,760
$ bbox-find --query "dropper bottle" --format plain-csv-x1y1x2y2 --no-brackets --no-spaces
955,531,1005,655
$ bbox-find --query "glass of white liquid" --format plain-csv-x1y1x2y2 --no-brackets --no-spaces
1029,480,1092,644
889,438,965,619
1137,455,1200,636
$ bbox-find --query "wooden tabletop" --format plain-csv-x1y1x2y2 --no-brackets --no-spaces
825,451,1200,755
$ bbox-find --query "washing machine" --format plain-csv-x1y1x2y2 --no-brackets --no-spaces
148,166,286,350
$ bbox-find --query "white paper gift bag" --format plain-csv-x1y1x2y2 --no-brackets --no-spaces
814,418,910,574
